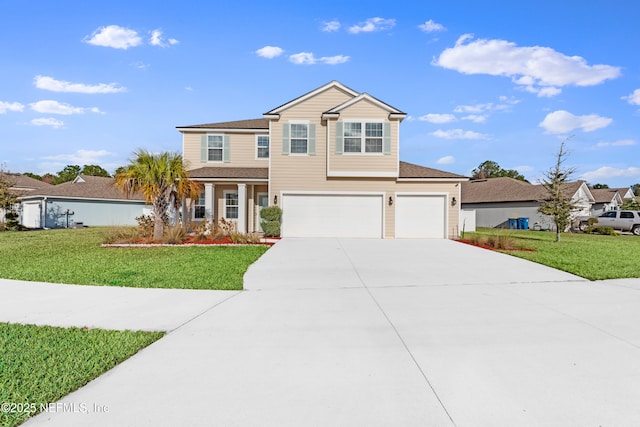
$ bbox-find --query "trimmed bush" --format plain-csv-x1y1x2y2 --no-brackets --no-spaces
260,206,282,237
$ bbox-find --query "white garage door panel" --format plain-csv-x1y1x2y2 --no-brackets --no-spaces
22,203,40,228
396,195,446,238
282,194,383,238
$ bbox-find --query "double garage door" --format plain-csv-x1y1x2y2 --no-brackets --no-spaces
281,194,446,238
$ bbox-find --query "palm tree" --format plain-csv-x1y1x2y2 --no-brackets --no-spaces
115,149,200,240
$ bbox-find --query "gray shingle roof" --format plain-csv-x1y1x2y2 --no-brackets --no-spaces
590,188,621,204
20,175,145,201
462,177,586,203
177,118,269,130
7,173,52,192
187,167,269,179
399,161,467,179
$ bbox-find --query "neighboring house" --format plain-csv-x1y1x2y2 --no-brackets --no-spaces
19,175,148,228
177,81,467,238
610,187,636,202
461,177,594,230
1,173,52,224
589,188,623,215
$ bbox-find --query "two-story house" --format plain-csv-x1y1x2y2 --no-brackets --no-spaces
177,81,467,238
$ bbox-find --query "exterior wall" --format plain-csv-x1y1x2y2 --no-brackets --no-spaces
38,199,147,228
462,202,555,230
460,209,476,232
327,99,399,175
183,131,269,170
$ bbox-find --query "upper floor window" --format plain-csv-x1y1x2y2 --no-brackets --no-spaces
257,135,269,159
207,135,223,161
290,124,308,154
282,122,316,156
336,121,389,155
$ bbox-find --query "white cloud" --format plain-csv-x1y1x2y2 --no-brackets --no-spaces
454,103,493,114
0,101,24,114
622,89,640,106
435,34,621,97
131,61,150,70
348,17,396,34
436,155,455,164
461,114,487,123
289,52,349,65
34,75,126,94
513,165,534,172
29,100,102,115
256,46,284,59
418,19,446,32
580,166,640,182
31,118,64,128
320,55,349,65
431,129,489,140
596,139,636,147
42,149,115,164
539,110,613,134
419,113,456,123
322,20,341,32
149,29,179,47
84,25,143,49
289,52,315,65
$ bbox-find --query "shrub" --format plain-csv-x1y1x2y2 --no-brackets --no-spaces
229,231,248,244
136,214,154,237
103,227,139,244
260,206,282,237
589,226,617,236
163,225,186,244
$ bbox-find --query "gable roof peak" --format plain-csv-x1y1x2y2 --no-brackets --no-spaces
264,80,360,116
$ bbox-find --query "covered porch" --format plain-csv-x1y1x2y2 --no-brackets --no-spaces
186,167,269,234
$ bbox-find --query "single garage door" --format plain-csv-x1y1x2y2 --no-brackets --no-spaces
21,202,41,228
395,195,446,238
282,194,383,238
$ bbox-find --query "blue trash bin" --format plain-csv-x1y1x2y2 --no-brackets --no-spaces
508,218,518,229
518,217,529,230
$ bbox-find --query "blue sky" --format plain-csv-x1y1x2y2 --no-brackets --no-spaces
1,0,639,188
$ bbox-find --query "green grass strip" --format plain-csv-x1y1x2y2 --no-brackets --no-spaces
0,322,163,427
0,228,268,290
466,228,640,280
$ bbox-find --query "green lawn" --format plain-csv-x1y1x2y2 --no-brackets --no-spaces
0,322,163,427
465,228,640,280
0,228,269,290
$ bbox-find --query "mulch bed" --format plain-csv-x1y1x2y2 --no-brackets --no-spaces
457,239,536,252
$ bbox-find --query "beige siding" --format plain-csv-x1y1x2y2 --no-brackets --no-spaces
182,131,269,171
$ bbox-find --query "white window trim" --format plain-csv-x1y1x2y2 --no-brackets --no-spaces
289,121,310,156
342,120,384,155
255,134,269,160
223,190,239,220
206,133,225,163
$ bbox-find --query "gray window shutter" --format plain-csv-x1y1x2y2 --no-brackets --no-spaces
383,122,391,155
200,135,207,162
223,135,231,163
335,122,343,154
308,123,316,155
282,123,290,155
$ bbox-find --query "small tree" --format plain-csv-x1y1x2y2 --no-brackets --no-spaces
0,168,19,228
260,206,282,237
538,141,577,242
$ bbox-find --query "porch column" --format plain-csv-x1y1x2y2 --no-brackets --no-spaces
237,183,247,233
204,183,215,221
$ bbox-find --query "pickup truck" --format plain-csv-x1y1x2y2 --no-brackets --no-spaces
579,210,640,235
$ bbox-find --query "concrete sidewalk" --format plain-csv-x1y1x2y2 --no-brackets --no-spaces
4,238,640,426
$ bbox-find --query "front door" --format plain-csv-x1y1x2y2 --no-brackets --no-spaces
257,193,269,232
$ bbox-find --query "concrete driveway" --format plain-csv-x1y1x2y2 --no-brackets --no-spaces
7,238,640,426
